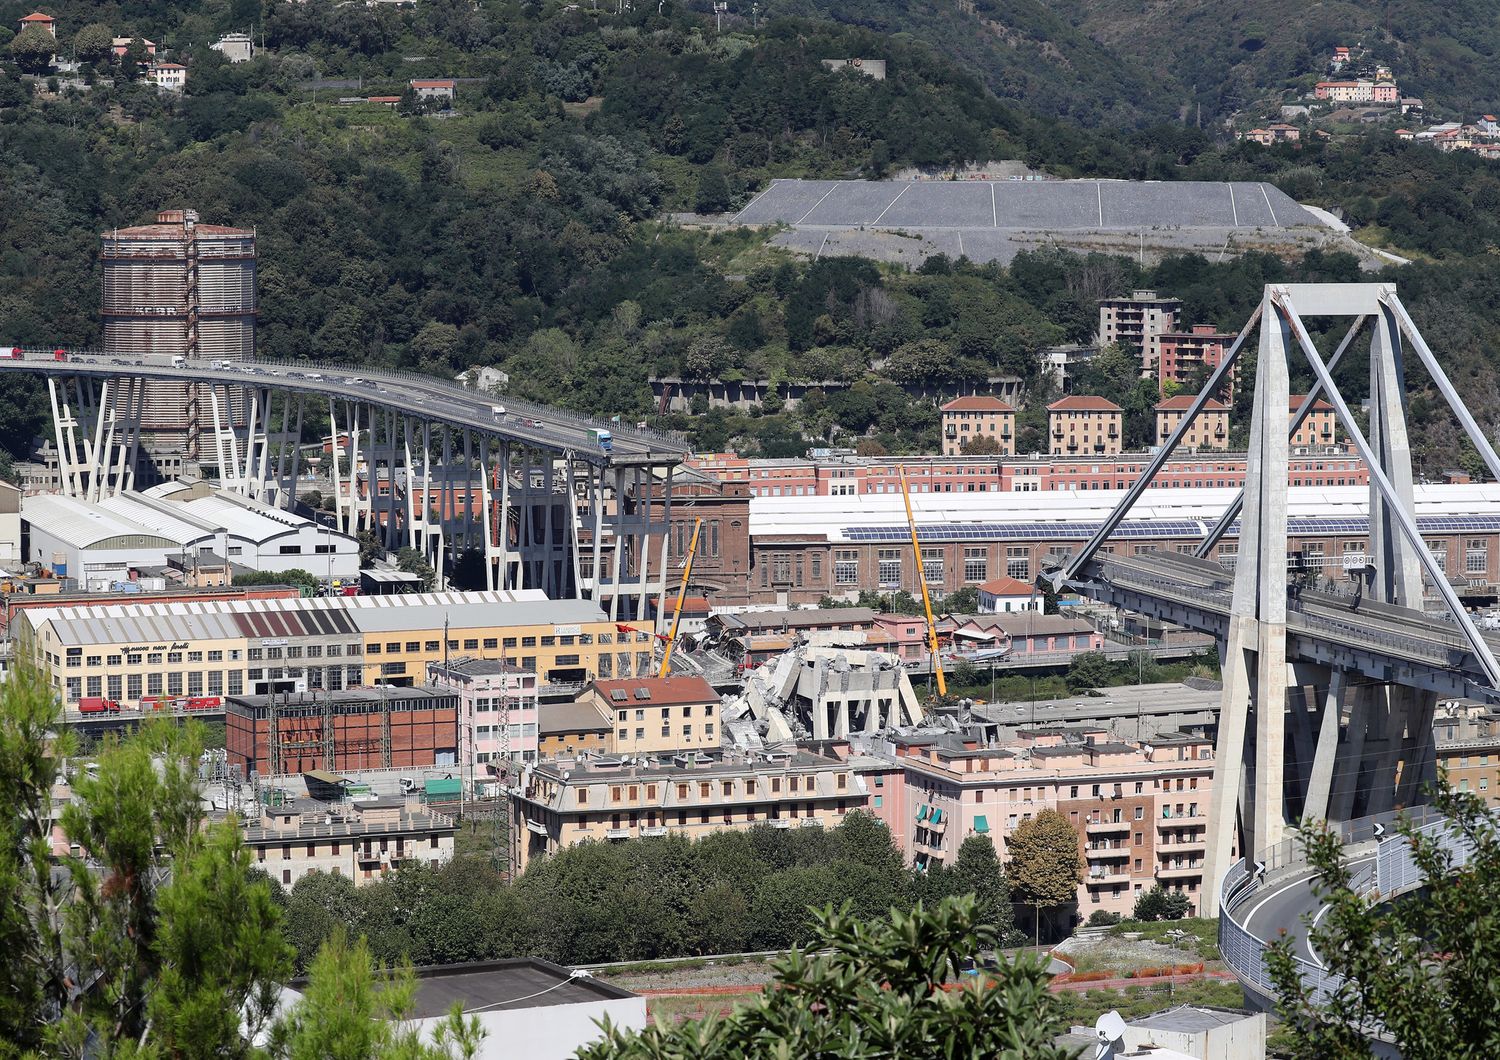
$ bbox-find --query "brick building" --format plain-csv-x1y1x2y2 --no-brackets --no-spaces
1155,396,1230,450
685,450,1366,499
940,396,1015,456
1048,396,1124,456
745,483,1500,608
225,687,459,778
1157,325,1237,397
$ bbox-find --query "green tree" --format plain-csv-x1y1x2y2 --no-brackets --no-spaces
951,835,1022,945
694,165,731,214
397,547,436,591
267,926,484,1059
578,896,1072,1060
118,37,150,82
0,668,76,1051
8,25,55,73
0,671,295,1055
72,23,113,65
1006,809,1083,945
236,568,320,590
1065,650,1112,691
961,433,1003,455
411,321,461,367
943,585,980,614
1132,884,1190,922
1268,781,1500,1059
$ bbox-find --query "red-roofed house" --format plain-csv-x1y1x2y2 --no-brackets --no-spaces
1289,396,1337,449
581,675,720,754
1155,395,1230,450
112,36,157,57
410,78,456,101
940,396,1015,456
976,576,1040,614
147,62,187,91
18,11,55,37
1047,397,1123,456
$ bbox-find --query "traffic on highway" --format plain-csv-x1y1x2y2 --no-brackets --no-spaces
0,346,688,462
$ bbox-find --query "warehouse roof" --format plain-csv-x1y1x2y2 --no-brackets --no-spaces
22,495,178,550
20,589,603,647
749,483,1500,541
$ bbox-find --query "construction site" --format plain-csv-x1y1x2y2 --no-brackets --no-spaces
224,686,460,778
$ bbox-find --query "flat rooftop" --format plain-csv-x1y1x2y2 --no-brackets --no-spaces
404,960,637,1018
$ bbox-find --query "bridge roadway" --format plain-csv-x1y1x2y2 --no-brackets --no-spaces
1220,807,1467,1018
1061,549,1500,703
0,348,689,464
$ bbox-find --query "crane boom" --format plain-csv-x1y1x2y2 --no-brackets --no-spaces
899,467,946,696
658,517,702,678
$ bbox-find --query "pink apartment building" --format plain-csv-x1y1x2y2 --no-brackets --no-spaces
852,729,1218,918
426,659,540,766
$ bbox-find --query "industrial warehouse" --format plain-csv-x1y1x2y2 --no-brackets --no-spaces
18,591,653,712
21,483,360,587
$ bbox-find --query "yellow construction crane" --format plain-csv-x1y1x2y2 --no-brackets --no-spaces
658,517,702,678
899,467,946,696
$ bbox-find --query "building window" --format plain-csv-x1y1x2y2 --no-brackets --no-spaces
878,549,902,587
1006,546,1030,580
1467,539,1488,574
921,548,943,585
963,547,987,583
834,550,859,585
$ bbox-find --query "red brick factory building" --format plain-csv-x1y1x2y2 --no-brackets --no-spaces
226,687,459,778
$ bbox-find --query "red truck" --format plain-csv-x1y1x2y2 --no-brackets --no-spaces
78,697,121,714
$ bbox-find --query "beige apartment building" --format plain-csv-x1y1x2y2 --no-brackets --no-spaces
1048,396,1124,456
940,397,1015,456
1155,396,1230,450
583,675,722,755
1097,290,1182,369
241,795,456,889
1289,396,1338,449
509,748,863,874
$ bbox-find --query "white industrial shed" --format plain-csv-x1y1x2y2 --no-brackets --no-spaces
23,487,359,586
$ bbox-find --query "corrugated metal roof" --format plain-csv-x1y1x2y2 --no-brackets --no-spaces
23,589,602,647
22,495,178,549
750,483,1500,540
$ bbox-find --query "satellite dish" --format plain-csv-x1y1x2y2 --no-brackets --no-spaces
1094,1010,1127,1059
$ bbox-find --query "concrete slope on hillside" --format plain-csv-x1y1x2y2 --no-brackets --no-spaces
701,176,1366,268
733,178,1322,230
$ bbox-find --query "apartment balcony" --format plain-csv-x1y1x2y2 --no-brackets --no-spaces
605,827,630,840
640,825,667,837
1084,817,1131,833
1155,838,1206,855
1155,864,1203,880
1086,847,1131,862
1155,814,1206,831
1085,872,1131,887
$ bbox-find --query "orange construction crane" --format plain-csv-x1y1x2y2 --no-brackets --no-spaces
899,467,946,696
658,517,702,678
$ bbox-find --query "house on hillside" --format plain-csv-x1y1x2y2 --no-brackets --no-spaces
410,78,456,102
147,63,186,91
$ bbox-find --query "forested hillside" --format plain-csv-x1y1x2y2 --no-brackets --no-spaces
4,2,1500,471
1037,0,1500,122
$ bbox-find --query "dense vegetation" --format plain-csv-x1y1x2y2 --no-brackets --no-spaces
1037,0,1500,124
275,812,1024,970
5,2,1500,472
